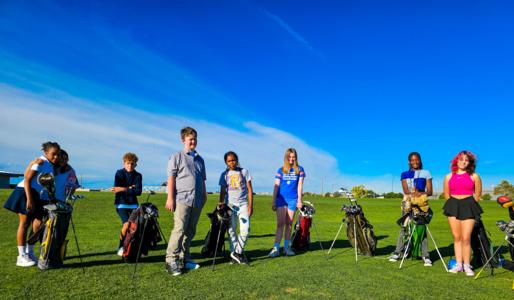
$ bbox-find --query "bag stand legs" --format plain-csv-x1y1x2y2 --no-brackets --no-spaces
474,236,514,279
211,223,225,271
70,216,85,274
132,218,149,279
326,217,361,262
398,223,448,272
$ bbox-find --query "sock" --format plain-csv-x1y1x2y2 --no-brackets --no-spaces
284,240,290,249
26,244,34,255
274,242,280,250
18,246,25,256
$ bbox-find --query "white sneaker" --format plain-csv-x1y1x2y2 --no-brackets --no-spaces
268,247,280,258
283,247,295,256
388,253,401,262
422,257,432,267
463,264,474,276
184,261,200,270
16,255,36,267
117,247,124,256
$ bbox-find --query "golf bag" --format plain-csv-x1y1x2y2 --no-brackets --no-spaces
343,203,377,256
471,217,497,268
122,203,162,262
38,202,72,270
201,203,232,258
292,203,315,251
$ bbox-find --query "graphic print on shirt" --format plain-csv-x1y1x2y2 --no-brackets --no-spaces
228,173,242,190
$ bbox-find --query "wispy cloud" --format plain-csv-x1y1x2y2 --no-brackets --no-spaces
0,83,405,193
260,8,323,58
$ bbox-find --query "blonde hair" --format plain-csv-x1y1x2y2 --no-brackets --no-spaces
181,127,197,140
282,148,300,174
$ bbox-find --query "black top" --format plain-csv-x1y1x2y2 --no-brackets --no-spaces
114,168,143,205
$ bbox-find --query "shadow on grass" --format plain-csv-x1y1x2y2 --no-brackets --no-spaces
66,250,116,260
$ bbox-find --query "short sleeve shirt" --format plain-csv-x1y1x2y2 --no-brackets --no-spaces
167,150,206,207
400,169,432,192
219,168,251,205
275,166,305,201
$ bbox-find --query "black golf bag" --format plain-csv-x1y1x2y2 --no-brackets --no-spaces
343,203,377,256
471,217,497,269
122,203,163,262
201,204,232,258
509,207,514,261
38,202,72,270
292,203,315,251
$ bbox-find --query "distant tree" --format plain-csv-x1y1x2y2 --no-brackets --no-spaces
351,185,368,199
493,180,514,196
324,192,332,198
481,194,492,201
161,181,167,186
438,193,446,200
333,192,341,198
383,192,403,199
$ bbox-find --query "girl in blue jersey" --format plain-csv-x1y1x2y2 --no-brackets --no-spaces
3,141,60,267
269,148,305,257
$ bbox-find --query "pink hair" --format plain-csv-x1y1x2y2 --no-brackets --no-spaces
450,150,477,174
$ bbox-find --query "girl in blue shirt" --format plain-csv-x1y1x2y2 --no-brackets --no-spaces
269,148,306,257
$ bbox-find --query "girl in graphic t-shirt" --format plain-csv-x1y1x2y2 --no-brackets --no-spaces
269,148,305,258
218,151,253,264
443,150,483,276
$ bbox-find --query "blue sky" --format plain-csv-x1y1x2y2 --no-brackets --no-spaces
0,0,513,193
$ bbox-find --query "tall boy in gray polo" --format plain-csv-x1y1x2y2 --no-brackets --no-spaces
165,127,206,275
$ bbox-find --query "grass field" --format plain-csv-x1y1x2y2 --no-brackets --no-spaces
0,190,513,299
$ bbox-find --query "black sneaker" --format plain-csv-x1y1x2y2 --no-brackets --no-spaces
229,257,238,265
230,251,243,264
165,263,182,276
239,253,249,265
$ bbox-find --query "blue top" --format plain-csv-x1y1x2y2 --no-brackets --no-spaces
275,166,306,201
400,169,432,192
114,168,143,206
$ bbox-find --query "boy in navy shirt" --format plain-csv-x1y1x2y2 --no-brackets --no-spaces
111,152,142,256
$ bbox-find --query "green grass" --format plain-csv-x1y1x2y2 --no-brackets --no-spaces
0,190,513,299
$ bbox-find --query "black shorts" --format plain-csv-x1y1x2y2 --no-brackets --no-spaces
116,208,136,223
443,196,483,220
3,187,47,219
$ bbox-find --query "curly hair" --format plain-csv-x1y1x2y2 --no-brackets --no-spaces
123,152,139,163
41,141,60,152
450,150,477,174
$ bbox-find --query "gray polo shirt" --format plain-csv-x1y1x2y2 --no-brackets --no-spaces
167,150,206,207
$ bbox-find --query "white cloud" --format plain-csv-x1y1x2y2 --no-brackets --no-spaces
0,84,405,193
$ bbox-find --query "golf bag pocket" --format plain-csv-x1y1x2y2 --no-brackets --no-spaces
292,216,311,251
201,204,231,258
38,204,72,270
122,203,162,262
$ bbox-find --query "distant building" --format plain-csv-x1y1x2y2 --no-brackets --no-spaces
0,171,23,189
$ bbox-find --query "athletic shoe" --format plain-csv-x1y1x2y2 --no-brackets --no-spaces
449,263,462,274
184,260,200,270
230,252,243,264
283,247,295,256
229,257,237,265
268,247,280,258
117,247,124,256
422,257,432,267
16,255,36,267
388,253,400,262
165,263,182,276
240,253,249,265
463,264,474,276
